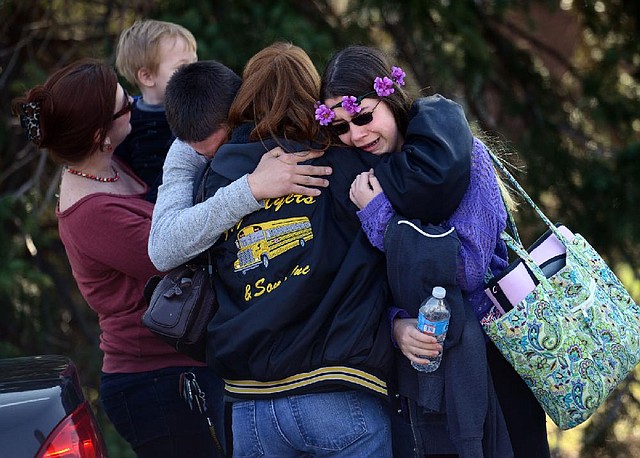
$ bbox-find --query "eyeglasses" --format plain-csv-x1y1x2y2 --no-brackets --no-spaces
329,100,381,136
112,89,132,120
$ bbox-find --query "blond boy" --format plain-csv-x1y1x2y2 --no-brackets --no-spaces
114,20,198,202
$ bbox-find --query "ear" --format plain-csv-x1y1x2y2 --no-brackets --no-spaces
94,125,112,141
218,123,232,142
209,125,230,153
101,134,113,150
137,67,155,88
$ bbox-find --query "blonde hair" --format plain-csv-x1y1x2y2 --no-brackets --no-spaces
228,42,322,145
115,20,197,86
475,130,520,213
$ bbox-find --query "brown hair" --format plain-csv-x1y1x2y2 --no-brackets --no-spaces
165,60,241,142
228,42,322,145
12,58,118,164
115,20,197,86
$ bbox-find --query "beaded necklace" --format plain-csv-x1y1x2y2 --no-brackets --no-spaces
66,166,120,183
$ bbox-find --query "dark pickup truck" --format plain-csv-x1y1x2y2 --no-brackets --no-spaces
0,355,108,457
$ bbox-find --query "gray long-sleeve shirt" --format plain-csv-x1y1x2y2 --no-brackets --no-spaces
148,139,262,271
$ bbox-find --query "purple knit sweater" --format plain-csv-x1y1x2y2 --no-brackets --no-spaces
358,138,508,321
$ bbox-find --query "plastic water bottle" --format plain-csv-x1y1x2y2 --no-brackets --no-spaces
412,286,450,373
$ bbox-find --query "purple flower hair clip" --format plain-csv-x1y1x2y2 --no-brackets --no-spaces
374,66,406,97
391,66,406,86
373,76,395,97
314,102,335,126
340,96,362,116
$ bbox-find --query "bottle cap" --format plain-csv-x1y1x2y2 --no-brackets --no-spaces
432,286,446,299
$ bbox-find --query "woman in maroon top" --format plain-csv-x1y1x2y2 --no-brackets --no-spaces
13,59,223,458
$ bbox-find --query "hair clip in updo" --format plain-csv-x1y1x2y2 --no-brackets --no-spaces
19,101,43,146
315,65,406,127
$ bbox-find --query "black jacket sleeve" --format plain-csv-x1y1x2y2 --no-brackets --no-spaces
374,94,473,224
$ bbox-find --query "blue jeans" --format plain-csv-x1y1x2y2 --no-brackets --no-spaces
100,366,226,458
231,390,391,457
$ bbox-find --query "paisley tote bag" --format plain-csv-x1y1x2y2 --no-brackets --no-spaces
483,152,640,430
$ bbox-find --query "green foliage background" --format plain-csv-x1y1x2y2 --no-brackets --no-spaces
1,1,639,456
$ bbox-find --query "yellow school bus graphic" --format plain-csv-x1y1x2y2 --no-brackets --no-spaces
234,217,313,273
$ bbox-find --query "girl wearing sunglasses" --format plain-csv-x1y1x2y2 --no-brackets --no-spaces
319,46,549,458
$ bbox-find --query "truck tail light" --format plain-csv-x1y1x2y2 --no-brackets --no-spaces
36,401,107,458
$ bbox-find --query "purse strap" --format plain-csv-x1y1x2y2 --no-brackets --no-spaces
488,149,573,250
499,231,554,288
194,164,214,277
487,149,604,283
503,194,521,246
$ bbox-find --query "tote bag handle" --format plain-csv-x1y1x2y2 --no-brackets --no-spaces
487,149,605,282
488,150,577,249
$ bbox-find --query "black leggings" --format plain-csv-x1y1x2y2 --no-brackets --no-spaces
486,340,551,458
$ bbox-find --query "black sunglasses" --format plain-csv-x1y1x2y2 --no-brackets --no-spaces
329,100,381,136
112,89,132,120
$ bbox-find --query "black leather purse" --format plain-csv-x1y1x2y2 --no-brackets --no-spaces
142,165,216,362
142,254,216,362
